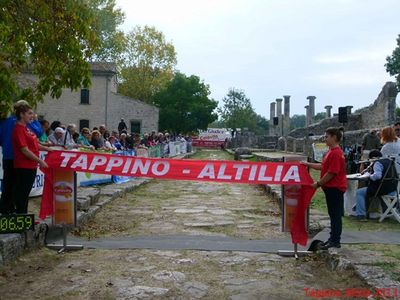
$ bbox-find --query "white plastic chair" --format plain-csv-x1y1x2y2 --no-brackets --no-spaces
379,181,400,223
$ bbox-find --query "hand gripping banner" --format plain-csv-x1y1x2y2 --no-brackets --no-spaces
40,150,316,245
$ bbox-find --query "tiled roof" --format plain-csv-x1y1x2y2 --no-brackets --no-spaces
90,62,117,74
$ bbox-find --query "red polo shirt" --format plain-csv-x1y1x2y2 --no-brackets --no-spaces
321,146,347,192
12,123,39,169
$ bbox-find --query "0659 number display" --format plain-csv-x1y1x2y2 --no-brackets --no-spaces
0,214,35,233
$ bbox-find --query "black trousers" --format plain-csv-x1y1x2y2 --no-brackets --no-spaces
14,168,37,214
0,159,16,214
323,187,344,244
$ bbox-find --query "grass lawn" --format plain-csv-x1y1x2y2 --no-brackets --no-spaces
308,169,400,231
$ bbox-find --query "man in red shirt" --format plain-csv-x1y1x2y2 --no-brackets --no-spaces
302,127,347,249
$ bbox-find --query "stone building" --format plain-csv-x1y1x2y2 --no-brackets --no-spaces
33,62,159,133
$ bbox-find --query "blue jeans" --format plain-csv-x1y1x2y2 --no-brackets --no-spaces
356,187,396,217
356,187,368,217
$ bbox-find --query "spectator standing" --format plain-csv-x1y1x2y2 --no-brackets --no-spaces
361,129,381,158
0,100,43,214
12,101,51,214
118,118,127,134
360,129,381,172
301,127,347,250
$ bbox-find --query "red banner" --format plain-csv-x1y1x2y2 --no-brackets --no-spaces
40,150,315,245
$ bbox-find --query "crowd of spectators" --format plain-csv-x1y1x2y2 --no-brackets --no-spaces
0,103,193,215
36,118,192,155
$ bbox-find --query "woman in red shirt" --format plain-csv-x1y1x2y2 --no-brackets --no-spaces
12,101,52,214
302,127,347,249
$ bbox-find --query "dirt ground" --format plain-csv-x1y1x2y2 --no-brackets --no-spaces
0,150,370,299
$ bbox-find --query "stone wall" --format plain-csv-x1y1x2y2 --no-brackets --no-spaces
279,129,371,159
36,74,109,129
230,132,278,149
289,82,397,138
288,114,362,138
356,82,398,128
108,93,159,134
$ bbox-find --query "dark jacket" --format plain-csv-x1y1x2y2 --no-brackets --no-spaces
367,158,398,196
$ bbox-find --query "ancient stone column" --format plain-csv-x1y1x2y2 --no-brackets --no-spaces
269,102,276,136
270,102,276,121
283,96,290,117
307,96,316,123
324,105,333,118
283,95,290,136
276,98,283,136
305,105,310,127
346,105,353,115
276,98,283,117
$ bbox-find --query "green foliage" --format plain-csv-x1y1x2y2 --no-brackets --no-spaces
385,34,400,88
218,88,257,131
153,72,218,133
313,112,326,122
396,107,400,118
118,25,177,104
88,0,127,63
289,114,306,130
254,114,269,135
209,113,268,135
0,0,100,114
208,119,226,128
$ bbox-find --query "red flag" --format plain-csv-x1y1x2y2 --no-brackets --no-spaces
290,185,316,246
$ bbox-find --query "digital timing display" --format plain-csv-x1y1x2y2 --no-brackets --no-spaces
0,214,35,234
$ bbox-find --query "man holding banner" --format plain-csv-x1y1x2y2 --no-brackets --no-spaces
302,127,347,250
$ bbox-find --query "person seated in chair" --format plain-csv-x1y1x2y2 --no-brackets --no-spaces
355,149,398,221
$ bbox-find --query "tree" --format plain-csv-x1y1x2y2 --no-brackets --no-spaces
254,114,269,135
88,0,126,63
153,72,218,133
313,112,326,122
386,34,400,88
396,107,400,118
290,114,306,130
218,88,257,131
208,119,226,128
0,0,99,114
118,26,177,104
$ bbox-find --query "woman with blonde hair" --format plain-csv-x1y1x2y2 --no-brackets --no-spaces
380,126,400,175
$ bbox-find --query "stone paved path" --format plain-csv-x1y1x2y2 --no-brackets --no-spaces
0,150,368,299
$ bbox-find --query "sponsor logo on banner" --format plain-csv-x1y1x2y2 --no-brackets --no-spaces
53,170,76,226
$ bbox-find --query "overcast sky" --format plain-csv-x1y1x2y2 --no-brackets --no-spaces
116,0,400,119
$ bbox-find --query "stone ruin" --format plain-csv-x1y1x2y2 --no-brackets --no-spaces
231,82,399,156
